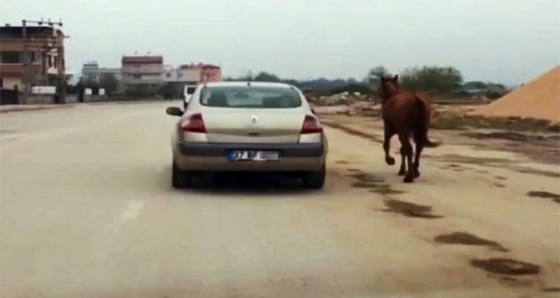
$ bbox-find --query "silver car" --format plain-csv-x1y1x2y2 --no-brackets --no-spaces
166,81,328,189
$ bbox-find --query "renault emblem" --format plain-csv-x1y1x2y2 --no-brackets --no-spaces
251,115,257,124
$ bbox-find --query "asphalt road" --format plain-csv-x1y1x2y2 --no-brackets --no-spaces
1,102,558,298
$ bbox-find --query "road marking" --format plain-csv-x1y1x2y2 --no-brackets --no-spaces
121,201,145,220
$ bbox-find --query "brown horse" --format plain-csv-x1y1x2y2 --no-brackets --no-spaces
379,75,436,183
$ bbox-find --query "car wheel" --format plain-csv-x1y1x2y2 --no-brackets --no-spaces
302,164,326,190
172,161,193,189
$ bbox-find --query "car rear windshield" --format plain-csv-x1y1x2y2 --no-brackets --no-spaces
200,86,302,108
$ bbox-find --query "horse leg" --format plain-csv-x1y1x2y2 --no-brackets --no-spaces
413,130,425,178
398,133,415,183
398,147,406,176
384,126,395,166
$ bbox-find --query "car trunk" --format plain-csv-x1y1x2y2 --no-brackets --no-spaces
202,108,305,144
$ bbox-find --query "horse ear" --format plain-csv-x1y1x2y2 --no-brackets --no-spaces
393,75,399,81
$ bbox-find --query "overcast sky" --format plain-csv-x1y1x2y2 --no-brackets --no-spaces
2,0,559,85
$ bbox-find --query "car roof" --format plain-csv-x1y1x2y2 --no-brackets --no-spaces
202,81,296,89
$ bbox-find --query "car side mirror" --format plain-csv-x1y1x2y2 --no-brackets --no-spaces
166,107,183,117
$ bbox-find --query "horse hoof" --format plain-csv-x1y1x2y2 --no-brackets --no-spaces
398,169,406,176
415,171,421,178
386,157,395,166
403,176,414,183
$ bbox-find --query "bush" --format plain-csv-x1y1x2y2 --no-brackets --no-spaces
485,90,504,100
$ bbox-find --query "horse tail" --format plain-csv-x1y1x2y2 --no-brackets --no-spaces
414,94,440,148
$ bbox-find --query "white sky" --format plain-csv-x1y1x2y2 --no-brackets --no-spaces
2,0,559,85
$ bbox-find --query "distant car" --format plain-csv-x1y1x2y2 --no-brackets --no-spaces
166,81,328,189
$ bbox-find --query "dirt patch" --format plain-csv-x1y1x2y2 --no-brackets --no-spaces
463,131,559,142
336,160,350,164
495,176,507,180
431,111,559,133
382,199,442,219
434,232,508,252
527,191,560,204
347,168,360,172
432,154,511,166
516,168,560,178
322,121,384,144
543,287,560,292
493,182,506,188
471,258,540,276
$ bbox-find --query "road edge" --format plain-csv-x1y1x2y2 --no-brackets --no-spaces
0,104,76,114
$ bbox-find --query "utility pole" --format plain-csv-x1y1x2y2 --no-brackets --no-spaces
21,18,65,103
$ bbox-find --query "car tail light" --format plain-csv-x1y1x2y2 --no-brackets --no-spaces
181,113,206,133
301,115,323,134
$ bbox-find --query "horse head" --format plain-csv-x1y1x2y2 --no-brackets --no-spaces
379,75,399,104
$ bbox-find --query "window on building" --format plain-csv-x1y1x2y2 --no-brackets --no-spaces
1,52,21,63
166,73,171,78
134,64,140,68
133,74,142,79
54,56,59,68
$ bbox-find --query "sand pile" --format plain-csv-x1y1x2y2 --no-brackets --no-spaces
472,65,560,123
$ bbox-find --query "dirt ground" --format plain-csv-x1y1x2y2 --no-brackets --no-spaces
315,105,560,165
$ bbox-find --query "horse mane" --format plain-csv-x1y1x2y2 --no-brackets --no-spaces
380,81,400,104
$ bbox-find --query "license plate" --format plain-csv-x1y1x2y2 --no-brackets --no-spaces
228,150,280,162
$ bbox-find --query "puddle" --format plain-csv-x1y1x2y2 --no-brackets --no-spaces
527,191,560,204
434,232,508,252
471,258,540,275
382,199,442,219
348,172,385,183
370,188,405,195
352,181,376,188
348,171,405,195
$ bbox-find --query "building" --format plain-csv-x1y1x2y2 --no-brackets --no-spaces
0,24,66,94
121,55,163,95
161,63,222,98
81,61,122,82
162,63,222,84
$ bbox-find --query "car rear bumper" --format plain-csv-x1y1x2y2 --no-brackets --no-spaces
179,142,325,157
174,142,326,171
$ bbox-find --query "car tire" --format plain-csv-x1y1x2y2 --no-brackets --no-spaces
302,164,326,190
172,161,193,189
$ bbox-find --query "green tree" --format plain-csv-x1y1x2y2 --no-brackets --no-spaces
400,66,463,93
253,71,281,82
367,65,389,82
365,65,389,94
81,76,99,95
98,73,119,95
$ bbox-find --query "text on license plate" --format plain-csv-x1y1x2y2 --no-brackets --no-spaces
228,150,280,161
